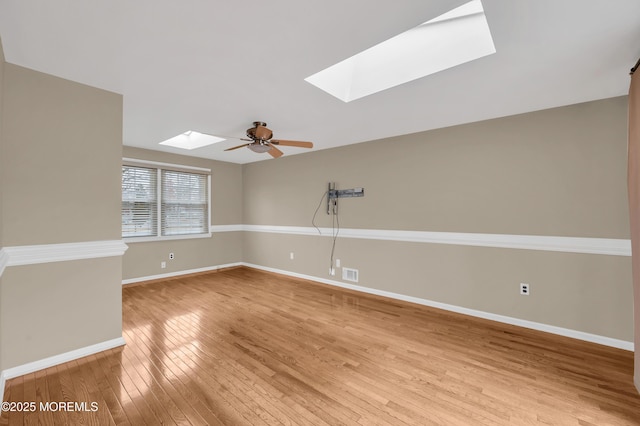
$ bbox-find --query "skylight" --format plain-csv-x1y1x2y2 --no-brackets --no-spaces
159,131,225,150
304,0,495,102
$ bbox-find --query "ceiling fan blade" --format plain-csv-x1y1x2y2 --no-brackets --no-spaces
270,139,313,149
267,144,284,158
224,143,251,151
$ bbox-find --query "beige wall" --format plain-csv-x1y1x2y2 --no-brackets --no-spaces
243,96,633,341
121,147,243,280
1,258,122,367
2,64,122,246
0,62,123,370
244,97,628,238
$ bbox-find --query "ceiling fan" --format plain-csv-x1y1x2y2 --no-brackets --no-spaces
224,121,313,158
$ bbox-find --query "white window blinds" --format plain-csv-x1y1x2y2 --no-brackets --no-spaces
121,162,210,240
161,170,208,236
121,166,158,238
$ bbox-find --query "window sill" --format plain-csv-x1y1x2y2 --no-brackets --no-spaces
123,233,212,244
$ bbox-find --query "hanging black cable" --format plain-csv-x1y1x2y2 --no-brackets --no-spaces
631,57,640,75
311,190,328,234
310,189,339,274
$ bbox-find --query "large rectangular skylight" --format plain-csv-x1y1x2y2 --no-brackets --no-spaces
304,0,495,102
159,131,225,150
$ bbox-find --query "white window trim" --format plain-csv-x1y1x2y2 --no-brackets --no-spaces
123,157,211,173
122,158,212,242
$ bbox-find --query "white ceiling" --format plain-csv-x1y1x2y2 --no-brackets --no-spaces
1,0,639,164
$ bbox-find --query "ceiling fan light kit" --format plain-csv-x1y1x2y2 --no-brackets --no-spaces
247,143,272,153
224,121,314,158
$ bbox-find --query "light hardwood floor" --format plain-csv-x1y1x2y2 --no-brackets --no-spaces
1,267,640,425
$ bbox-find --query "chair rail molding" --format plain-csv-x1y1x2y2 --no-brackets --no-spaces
0,240,128,277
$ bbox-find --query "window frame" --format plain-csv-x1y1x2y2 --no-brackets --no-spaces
122,158,212,242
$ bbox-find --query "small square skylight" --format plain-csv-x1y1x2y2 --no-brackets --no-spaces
159,131,225,150
304,0,496,102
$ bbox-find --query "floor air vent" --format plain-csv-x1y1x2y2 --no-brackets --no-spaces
342,267,359,283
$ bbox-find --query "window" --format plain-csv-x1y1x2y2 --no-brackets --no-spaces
122,166,157,238
122,160,211,241
161,170,208,236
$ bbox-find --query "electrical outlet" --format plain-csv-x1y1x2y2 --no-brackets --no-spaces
336,259,341,268
329,267,335,276
290,252,294,260
520,283,530,295
169,252,174,260
161,261,166,269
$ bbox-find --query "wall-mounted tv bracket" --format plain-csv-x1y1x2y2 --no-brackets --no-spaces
327,182,365,214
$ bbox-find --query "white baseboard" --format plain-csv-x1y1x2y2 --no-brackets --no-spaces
0,336,126,404
122,262,243,285
244,263,634,352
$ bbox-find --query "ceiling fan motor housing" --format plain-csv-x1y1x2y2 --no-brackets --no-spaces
247,122,273,141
